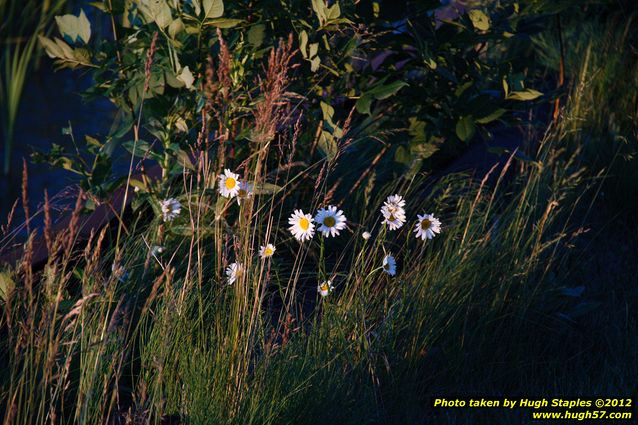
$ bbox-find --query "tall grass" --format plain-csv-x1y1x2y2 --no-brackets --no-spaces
0,117,597,424
533,8,638,213
2,7,637,424
0,0,68,175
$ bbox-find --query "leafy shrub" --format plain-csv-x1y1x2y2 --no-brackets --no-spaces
35,0,543,200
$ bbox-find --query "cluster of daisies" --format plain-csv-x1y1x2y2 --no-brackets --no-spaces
158,171,442,299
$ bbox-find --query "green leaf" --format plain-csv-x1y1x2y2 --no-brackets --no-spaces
475,108,506,124
247,24,265,48
177,66,195,89
310,56,321,72
408,117,426,143
203,18,242,28
355,94,373,115
311,0,327,25
38,36,94,69
506,89,543,101
326,2,341,20
456,116,475,142
309,43,319,59
0,271,15,303
368,80,408,100
203,0,224,19
253,182,283,195
299,30,309,58
394,146,411,165
168,17,185,38
122,140,161,161
55,9,91,44
468,9,490,31
138,0,173,29
318,130,338,160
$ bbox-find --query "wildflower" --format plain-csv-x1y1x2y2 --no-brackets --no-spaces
382,254,397,276
288,209,315,242
381,194,406,230
314,205,347,237
151,245,164,256
236,181,253,205
414,213,442,240
226,262,243,285
362,231,372,240
160,198,181,222
218,169,240,198
259,243,276,259
317,280,334,297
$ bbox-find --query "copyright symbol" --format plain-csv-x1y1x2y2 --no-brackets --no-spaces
595,399,604,408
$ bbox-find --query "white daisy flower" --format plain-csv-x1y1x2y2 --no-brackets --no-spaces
226,262,243,285
382,254,397,276
218,169,241,198
362,231,372,240
236,181,253,205
317,280,334,297
160,198,181,222
288,209,315,242
381,194,406,230
259,243,276,259
314,205,347,237
414,213,442,240
385,194,406,210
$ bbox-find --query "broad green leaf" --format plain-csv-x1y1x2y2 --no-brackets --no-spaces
318,130,338,160
38,36,94,69
411,142,438,159
311,0,327,25
310,56,321,72
138,0,173,28
468,9,490,31
456,116,475,142
0,271,15,303
394,146,411,165
408,117,426,143
168,17,184,38
309,43,319,58
177,66,194,89
326,3,341,20
56,9,91,44
203,0,224,19
506,89,543,101
355,94,373,115
299,30,309,58
247,24,265,48
320,101,335,121
369,80,408,100
122,140,161,160
39,35,65,58
476,108,506,124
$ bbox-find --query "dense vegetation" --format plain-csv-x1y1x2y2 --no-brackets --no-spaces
1,0,636,423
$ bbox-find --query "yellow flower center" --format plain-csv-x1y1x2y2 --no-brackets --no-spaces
420,219,432,230
320,283,329,292
225,177,236,189
389,214,396,221
264,247,273,256
323,216,336,227
299,217,310,231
